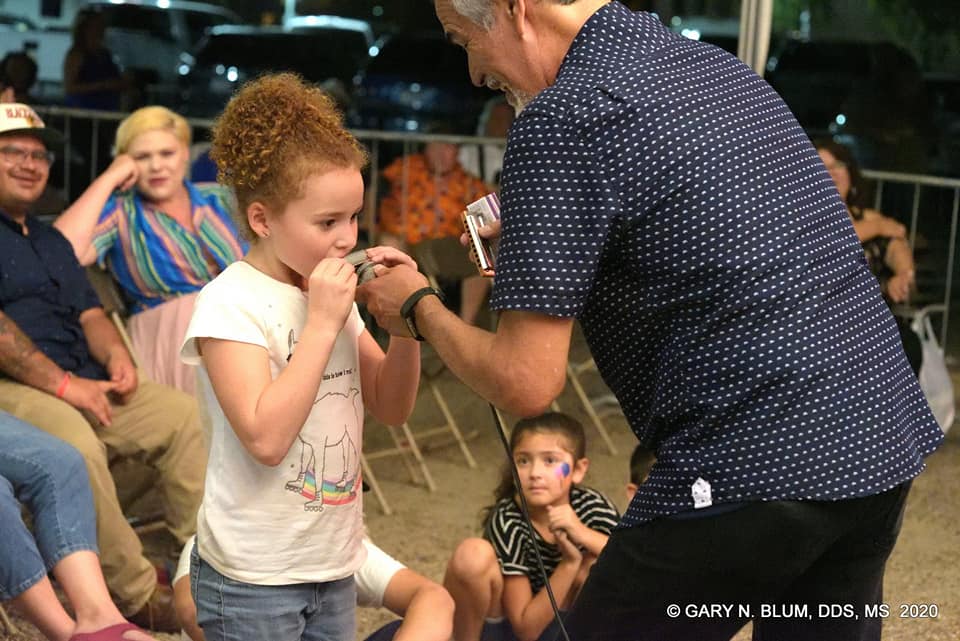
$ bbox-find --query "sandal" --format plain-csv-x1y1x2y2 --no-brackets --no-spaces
69,622,148,641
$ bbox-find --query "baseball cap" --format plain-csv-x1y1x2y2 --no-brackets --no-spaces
0,103,63,147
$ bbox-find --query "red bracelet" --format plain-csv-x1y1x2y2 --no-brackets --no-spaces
55,372,71,399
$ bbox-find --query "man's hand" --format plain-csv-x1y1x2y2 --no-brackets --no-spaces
61,375,119,426
459,216,502,247
356,264,431,338
105,347,138,404
363,245,418,271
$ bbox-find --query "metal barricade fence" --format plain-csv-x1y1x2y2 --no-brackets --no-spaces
32,106,960,355
863,169,960,351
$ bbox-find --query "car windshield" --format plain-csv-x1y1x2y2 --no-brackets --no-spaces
366,36,470,85
196,32,369,82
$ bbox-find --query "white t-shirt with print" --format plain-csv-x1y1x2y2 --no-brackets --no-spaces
181,260,366,585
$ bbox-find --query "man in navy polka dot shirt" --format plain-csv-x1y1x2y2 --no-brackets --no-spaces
358,1,945,639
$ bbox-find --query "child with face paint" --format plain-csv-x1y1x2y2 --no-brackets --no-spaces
443,413,620,641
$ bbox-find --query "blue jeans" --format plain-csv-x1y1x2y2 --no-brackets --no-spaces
191,543,357,641
0,411,97,600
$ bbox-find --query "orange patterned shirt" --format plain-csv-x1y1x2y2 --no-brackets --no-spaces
378,153,491,245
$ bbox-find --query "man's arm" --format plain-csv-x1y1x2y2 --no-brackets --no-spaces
0,309,67,393
381,568,455,641
358,265,572,416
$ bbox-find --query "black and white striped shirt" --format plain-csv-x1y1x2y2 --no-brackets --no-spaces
484,486,619,594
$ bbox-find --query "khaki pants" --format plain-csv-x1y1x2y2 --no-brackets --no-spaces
0,378,205,614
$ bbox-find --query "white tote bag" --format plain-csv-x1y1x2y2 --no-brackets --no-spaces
910,309,955,434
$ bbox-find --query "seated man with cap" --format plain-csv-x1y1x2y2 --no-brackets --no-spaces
0,102,205,633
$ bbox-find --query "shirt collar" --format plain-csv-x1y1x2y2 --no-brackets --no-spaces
0,209,29,236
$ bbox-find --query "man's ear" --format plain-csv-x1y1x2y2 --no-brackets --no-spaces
247,201,270,239
571,456,589,484
506,0,527,35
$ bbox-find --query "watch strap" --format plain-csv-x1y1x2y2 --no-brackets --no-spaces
400,286,443,341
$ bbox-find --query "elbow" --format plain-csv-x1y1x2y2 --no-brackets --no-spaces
500,366,565,418
246,438,288,467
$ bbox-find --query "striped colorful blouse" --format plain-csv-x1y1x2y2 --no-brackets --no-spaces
92,181,247,312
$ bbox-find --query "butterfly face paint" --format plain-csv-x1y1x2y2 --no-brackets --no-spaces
556,461,571,479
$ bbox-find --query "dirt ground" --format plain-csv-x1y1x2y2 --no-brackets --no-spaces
3,349,959,641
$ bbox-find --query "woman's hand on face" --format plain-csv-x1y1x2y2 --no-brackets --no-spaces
306,257,358,335
106,154,139,192
363,246,418,271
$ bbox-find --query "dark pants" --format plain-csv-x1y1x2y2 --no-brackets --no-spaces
562,482,911,641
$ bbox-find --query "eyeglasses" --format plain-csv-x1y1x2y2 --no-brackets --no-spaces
0,145,55,167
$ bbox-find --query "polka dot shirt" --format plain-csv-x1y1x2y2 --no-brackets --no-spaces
490,3,944,527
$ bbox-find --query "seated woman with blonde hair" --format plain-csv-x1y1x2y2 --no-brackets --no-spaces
55,106,247,395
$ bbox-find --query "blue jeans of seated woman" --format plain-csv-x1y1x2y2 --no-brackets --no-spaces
191,543,356,641
0,411,97,600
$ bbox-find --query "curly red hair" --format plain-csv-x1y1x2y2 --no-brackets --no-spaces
210,72,368,240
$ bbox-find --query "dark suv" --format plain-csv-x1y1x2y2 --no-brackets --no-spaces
349,32,496,134
179,24,373,118
765,39,932,173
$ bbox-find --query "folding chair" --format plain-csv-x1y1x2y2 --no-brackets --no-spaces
360,239,481,513
551,356,620,455
85,265,165,533
0,604,16,635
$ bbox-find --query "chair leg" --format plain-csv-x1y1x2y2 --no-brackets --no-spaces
360,454,392,515
0,603,18,635
385,423,423,486
430,383,478,468
399,422,437,492
566,363,619,455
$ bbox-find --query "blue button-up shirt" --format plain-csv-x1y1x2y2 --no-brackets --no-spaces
0,212,107,381
491,3,944,525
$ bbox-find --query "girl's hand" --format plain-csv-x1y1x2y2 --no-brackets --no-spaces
307,258,358,335
547,504,587,546
363,246,418,271
554,529,583,563
106,154,139,192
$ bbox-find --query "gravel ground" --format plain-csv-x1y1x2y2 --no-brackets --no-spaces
3,359,958,641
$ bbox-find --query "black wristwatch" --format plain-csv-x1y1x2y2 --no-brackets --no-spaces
400,286,444,341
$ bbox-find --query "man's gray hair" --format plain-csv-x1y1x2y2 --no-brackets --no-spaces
450,0,580,30
450,0,496,29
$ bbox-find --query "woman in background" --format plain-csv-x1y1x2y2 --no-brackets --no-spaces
55,106,246,395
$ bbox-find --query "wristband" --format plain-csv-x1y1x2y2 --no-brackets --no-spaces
400,286,444,341
55,372,71,399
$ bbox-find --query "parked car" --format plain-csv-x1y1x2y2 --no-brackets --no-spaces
350,31,496,134
766,38,933,173
0,12,37,31
90,0,242,105
178,24,374,118
924,73,960,177
0,0,240,105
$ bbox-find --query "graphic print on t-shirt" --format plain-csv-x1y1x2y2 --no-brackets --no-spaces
284,387,363,512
